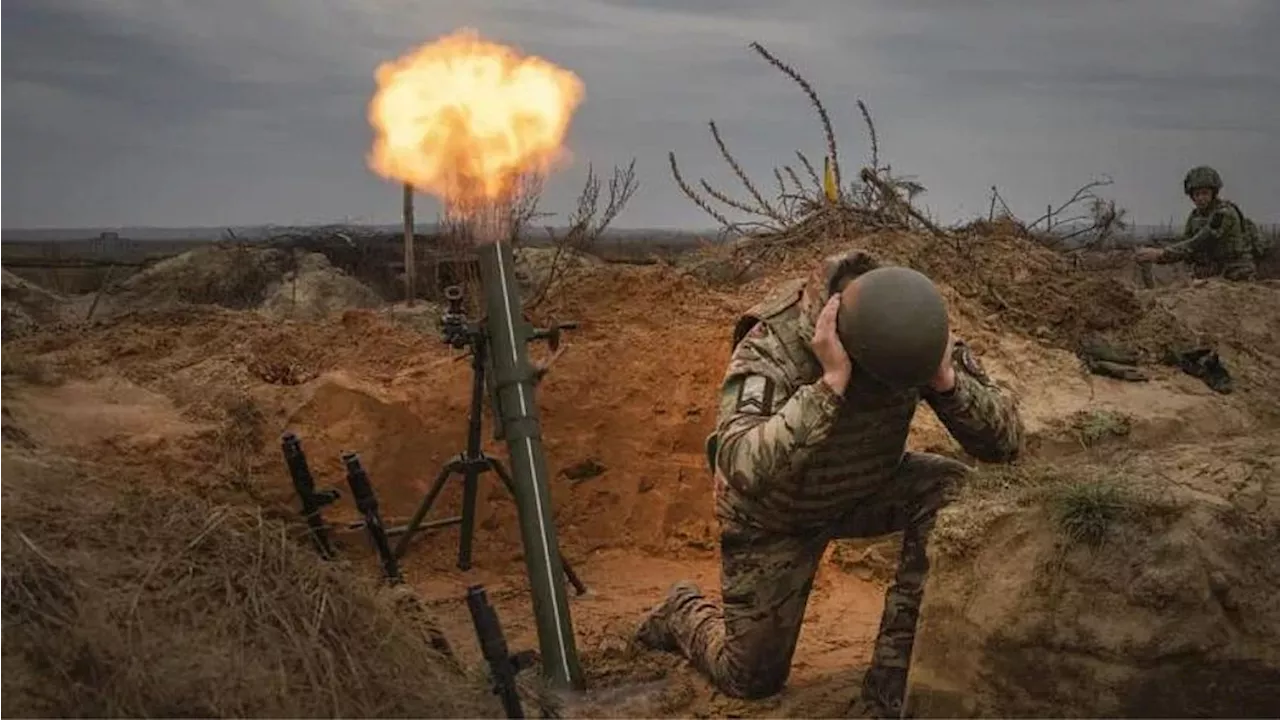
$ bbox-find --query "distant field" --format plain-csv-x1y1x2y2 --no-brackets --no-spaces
0,227,715,295
6,221,1274,296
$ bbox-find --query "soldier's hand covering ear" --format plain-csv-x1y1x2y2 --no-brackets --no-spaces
928,336,958,393
811,296,851,395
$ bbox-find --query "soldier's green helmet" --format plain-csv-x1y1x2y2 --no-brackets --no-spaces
836,266,950,389
1183,166,1223,196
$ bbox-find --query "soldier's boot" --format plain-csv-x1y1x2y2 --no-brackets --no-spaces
634,580,702,652
846,666,908,719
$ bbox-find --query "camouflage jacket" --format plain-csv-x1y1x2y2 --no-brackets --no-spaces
710,250,1025,533
1161,199,1257,281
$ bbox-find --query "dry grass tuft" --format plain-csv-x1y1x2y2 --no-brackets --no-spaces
214,396,269,495
1049,478,1132,547
933,462,1182,558
1067,409,1133,448
1,450,496,718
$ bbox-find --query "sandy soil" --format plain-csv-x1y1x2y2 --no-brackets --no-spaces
4,228,1279,717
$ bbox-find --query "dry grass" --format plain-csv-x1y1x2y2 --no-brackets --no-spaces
932,461,1181,558
1067,409,1133,448
214,397,269,496
1,346,65,387
1,449,496,718
1049,479,1133,547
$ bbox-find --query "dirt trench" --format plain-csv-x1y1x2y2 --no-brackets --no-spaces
4,237,1280,717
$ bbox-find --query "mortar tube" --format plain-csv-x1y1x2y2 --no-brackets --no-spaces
475,237,584,691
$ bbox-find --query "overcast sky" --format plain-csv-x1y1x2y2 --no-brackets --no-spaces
3,0,1278,230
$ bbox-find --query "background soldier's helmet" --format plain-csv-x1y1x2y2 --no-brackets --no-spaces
1183,166,1223,196
837,266,950,389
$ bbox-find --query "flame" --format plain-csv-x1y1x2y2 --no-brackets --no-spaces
367,29,585,207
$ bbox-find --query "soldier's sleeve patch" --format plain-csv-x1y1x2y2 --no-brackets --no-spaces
1210,210,1225,231
735,374,776,414
953,340,994,386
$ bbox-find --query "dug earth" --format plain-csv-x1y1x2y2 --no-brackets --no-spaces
906,434,1280,718
3,231,1280,718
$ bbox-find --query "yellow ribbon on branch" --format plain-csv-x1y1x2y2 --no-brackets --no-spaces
823,156,838,203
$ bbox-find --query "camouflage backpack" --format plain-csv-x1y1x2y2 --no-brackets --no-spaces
1222,200,1271,260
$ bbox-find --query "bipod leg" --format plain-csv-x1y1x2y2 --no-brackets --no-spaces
490,458,588,596
467,584,532,719
281,432,340,560
394,459,462,559
457,456,487,571
459,327,490,572
342,452,403,584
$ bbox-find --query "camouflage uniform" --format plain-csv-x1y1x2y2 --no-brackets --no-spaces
637,250,1025,717
1155,166,1256,281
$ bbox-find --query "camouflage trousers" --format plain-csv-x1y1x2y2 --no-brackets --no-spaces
655,452,969,706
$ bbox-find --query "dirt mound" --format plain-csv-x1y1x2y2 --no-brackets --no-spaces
692,229,1280,406
1125,279,1280,364
0,446,494,718
260,251,385,321
102,245,382,320
514,246,605,298
6,305,427,396
922,227,1143,348
2,269,68,340
110,244,290,311
699,226,1148,354
906,433,1280,718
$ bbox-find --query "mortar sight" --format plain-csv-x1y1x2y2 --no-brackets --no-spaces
444,284,465,309
440,284,473,349
437,283,578,355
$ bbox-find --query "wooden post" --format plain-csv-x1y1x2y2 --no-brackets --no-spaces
403,182,416,306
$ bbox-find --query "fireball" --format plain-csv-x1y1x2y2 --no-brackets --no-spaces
367,28,585,208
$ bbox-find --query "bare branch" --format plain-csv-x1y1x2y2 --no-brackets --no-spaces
750,41,842,199
796,152,822,188
859,167,948,238
1027,177,1113,230
507,172,554,244
857,99,880,171
699,178,764,217
709,121,787,223
526,159,639,309
784,165,807,196
668,151,740,231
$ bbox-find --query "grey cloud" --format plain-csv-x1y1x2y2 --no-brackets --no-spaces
2,0,1277,230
